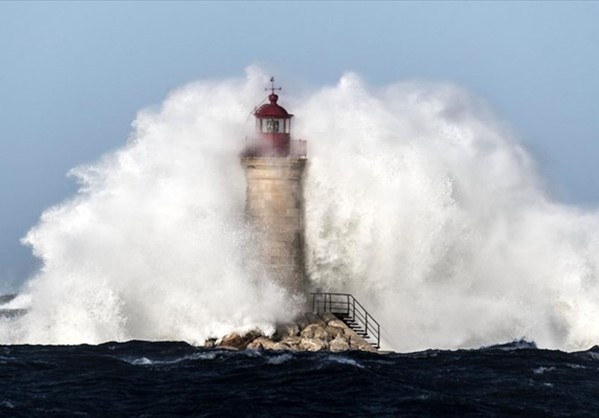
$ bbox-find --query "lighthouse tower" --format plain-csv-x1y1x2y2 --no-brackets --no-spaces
241,78,307,298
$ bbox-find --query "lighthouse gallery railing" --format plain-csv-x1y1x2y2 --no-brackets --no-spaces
242,137,307,159
311,292,380,349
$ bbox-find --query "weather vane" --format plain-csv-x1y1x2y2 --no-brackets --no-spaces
266,76,282,95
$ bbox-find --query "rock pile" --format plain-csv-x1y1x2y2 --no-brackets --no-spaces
209,312,377,353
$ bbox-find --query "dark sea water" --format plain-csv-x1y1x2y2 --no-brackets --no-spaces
1,341,598,417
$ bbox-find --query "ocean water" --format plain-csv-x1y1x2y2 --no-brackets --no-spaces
1,341,598,417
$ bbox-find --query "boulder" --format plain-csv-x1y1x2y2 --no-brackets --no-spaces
278,341,300,351
325,325,343,339
300,323,328,340
280,336,302,348
204,338,217,348
245,329,263,341
298,338,328,352
343,327,361,338
266,341,288,351
329,335,351,352
219,333,246,349
274,323,300,340
349,335,378,353
219,329,262,350
327,319,347,329
246,339,262,350
249,337,291,351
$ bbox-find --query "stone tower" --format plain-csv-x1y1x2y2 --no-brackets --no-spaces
241,78,307,298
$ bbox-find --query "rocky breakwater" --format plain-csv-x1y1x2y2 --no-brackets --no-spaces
209,312,377,353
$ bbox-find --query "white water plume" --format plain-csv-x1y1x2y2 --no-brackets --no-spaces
300,74,599,352
0,68,298,345
2,67,599,352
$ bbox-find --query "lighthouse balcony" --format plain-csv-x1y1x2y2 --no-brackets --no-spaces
242,137,307,159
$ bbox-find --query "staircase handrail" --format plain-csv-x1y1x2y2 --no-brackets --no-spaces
311,292,380,349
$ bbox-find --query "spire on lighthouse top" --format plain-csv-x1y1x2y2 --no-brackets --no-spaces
254,77,293,119
267,76,282,103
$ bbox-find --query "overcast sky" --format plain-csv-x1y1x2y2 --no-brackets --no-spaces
0,1,598,291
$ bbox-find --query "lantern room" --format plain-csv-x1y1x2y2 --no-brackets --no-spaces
253,78,293,157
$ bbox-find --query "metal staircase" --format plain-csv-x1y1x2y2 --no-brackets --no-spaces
311,292,380,349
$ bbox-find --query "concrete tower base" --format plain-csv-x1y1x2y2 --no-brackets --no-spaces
241,157,306,298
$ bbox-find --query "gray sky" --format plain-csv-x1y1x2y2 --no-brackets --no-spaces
0,1,598,291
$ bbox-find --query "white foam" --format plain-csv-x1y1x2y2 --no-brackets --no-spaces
266,353,293,365
325,355,365,368
120,351,216,366
0,400,15,409
128,356,153,366
566,363,586,369
533,366,556,375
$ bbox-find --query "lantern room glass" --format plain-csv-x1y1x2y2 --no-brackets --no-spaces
260,118,287,134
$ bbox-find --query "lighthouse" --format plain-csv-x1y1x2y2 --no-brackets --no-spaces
241,78,307,299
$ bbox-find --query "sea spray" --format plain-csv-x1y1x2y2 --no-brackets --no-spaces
1,68,298,345
301,74,599,352
3,67,599,352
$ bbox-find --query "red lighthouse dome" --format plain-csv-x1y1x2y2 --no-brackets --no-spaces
253,78,293,157
255,93,293,119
